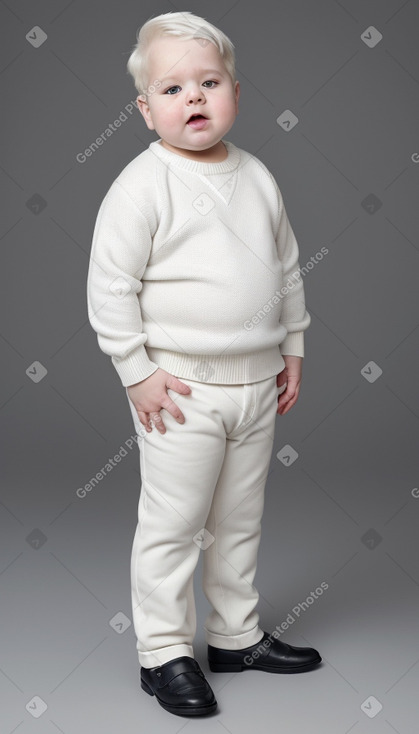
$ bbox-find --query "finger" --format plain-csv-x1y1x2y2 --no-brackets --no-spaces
278,395,294,415
277,386,300,415
160,395,186,424
278,397,297,415
171,379,192,394
138,411,152,432
151,412,166,433
281,388,297,404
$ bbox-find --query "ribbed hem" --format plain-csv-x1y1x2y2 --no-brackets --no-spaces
145,346,285,384
111,344,159,387
279,331,305,358
149,138,241,174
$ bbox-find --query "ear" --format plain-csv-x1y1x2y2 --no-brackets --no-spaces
234,81,240,114
136,94,155,131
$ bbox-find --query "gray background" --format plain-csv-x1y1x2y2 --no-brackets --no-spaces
1,0,419,731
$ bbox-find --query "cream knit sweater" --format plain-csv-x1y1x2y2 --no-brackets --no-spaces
87,138,311,387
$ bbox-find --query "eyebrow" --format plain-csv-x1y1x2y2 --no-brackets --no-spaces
160,68,224,84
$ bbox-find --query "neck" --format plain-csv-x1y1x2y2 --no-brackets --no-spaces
159,140,228,163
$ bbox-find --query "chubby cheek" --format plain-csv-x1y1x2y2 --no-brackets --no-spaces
218,99,237,122
215,92,237,113
152,102,182,128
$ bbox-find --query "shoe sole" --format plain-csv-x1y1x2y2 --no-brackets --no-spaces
208,656,322,673
141,678,217,716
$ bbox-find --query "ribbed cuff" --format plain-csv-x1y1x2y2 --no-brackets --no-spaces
280,331,304,358
111,344,159,387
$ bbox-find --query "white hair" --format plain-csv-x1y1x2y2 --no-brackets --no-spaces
126,10,236,100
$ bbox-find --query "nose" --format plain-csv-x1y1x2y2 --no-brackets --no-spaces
186,83,205,104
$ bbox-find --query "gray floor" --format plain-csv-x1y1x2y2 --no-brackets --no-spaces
2,427,418,732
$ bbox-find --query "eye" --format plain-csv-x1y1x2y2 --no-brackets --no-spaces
163,80,219,95
164,85,181,95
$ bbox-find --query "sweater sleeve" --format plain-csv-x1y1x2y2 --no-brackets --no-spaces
87,180,159,387
275,185,311,358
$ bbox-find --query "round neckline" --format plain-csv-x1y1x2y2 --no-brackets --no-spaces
149,139,240,174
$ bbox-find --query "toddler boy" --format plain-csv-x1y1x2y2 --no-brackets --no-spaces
87,10,321,718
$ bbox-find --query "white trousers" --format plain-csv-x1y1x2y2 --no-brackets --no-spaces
126,374,283,668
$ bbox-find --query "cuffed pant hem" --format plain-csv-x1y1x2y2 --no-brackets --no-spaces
138,643,195,668
204,625,265,650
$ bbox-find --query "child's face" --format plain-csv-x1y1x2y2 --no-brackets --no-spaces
136,35,240,160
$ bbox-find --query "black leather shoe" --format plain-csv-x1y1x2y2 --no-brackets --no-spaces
140,656,217,716
208,631,322,673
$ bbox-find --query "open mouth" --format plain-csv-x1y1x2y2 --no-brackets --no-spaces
187,113,207,123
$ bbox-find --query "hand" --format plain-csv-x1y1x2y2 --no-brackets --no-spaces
126,368,191,435
276,355,303,416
